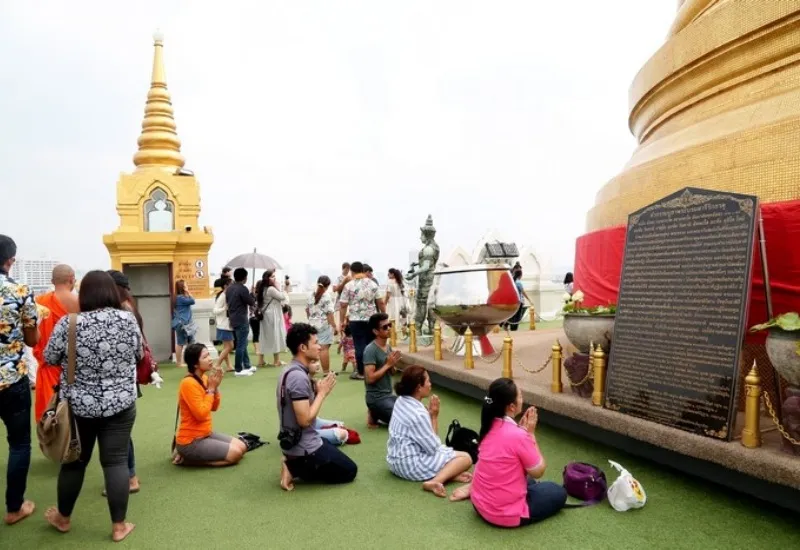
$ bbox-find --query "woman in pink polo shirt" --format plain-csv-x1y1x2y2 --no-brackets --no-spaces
452,378,567,527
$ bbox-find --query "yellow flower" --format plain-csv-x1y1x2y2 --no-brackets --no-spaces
18,358,28,376
37,304,51,319
0,322,10,335
15,284,30,298
8,340,23,354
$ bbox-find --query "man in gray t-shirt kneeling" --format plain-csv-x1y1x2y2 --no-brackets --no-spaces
277,323,358,491
363,313,402,427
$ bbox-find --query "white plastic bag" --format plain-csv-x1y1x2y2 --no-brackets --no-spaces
607,460,646,511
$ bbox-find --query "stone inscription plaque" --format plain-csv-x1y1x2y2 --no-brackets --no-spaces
605,188,758,441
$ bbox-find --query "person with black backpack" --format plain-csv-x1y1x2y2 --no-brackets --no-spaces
386,366,473,498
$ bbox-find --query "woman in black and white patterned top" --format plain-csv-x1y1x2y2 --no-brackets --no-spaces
43,270,142,543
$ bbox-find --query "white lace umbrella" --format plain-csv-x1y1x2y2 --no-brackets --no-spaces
225,249,282,284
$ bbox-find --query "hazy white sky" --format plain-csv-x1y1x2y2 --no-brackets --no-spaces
0,1,675,280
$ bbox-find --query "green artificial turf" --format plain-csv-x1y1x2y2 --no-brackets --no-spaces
1,347,798,549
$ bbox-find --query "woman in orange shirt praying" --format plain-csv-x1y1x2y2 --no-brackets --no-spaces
173,343,247,466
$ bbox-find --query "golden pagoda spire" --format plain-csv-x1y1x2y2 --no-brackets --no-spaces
133,30,185,170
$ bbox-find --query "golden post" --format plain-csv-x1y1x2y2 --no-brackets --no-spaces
390,320,397,348
741,361,762,449
501,335,513,379
409,321,418,353
433,321,443,361
529,305,536,330
551,339,563,393
591,344,606,407
464,326,474,369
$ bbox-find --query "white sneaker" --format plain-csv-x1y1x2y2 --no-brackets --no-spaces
235,371,253,377
246,366,257,373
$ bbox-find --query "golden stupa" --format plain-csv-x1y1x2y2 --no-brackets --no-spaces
103,31,214,299
586,0,800,232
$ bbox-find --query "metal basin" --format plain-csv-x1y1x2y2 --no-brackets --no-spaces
431,264,519,337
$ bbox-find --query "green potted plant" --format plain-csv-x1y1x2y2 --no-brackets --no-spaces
750,312,800,387
562,290,616,354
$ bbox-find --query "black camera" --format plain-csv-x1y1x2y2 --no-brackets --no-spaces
277,428,302,451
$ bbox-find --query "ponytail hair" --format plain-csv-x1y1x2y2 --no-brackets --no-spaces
314,275,331,305
479,377,518,441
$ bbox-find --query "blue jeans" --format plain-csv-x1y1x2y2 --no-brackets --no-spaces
284,440,357,484
519,480,567,526
0,377,31,513
233,324,251,372
314,418,346,446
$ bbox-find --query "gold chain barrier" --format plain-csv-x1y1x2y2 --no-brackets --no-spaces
740,361,800,448
763,391,800,446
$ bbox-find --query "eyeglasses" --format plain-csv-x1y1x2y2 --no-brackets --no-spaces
379,324,391,331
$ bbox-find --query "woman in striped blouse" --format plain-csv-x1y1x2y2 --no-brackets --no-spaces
386,366,473,497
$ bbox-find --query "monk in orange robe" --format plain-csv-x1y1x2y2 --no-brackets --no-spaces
33,264,79,421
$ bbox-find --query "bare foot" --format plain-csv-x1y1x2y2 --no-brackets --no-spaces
366,410,379,430
423,481,447,498
172,453,184,466
280,462,295,492
450,485,471,502
3,500,35,525
45,507,70,533
454,472,473,483
111,522,135,542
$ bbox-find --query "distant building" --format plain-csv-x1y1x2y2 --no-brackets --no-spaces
10,258,60,295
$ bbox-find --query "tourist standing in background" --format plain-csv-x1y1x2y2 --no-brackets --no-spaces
306,276,338,374
259,270,288,367
225,268,256,377
44,270,142,543
33,264,79,421
502,270,531,332
332,262,351,314
339,262,385,381
0,235,39,526
250,285,264,367
172,280,196,367
563,272,574,296
213,278,234,372
385,268,408,331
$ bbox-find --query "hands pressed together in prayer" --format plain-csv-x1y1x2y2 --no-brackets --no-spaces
317,372,337,397
427,394,440,418
517,405,538,434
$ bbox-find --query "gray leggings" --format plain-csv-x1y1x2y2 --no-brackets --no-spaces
58,405,136,523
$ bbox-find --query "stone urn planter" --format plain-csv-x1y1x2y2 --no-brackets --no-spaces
765,328,800,387
751,313,800,455
563,313,615,354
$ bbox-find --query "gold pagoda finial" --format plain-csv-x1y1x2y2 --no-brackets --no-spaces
133,30,185,170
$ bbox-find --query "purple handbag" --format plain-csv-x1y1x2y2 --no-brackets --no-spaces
562,462,607,507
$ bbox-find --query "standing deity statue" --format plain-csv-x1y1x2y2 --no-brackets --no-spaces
405,214,440,336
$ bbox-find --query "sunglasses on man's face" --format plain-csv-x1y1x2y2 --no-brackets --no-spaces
379,324,392,331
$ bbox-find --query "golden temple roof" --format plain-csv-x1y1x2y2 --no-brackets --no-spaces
132,31,186,171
